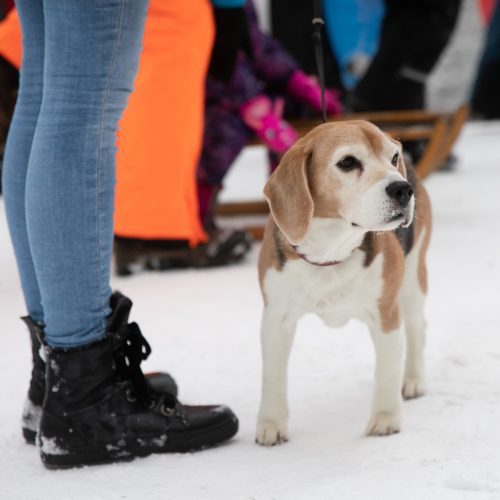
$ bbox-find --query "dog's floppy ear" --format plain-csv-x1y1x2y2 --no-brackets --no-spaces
264,142,314,245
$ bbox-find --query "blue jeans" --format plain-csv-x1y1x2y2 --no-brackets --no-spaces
2,0,148,347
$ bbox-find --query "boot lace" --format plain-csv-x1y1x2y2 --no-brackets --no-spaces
113,322,152,406
113,322,178,412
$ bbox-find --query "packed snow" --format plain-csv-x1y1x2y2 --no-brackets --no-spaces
1,121,500,499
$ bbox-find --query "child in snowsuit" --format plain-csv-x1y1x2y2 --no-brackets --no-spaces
197,0,342,226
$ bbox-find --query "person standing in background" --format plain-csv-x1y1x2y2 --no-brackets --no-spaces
114,0,254,273
471,0,500,118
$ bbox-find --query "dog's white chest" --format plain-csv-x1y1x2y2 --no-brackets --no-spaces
312,275,371,328
265,250,384,329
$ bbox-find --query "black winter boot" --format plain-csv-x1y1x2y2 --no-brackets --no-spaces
21,315,178,445
38,292,238,469
21,317,45,445
114,231,251,275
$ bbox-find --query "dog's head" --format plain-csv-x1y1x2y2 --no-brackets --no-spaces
264,120,415,245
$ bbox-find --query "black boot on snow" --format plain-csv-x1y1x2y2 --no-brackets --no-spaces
21,314,178,446
38,292,238,469
21,317,46,445
114,230,252,275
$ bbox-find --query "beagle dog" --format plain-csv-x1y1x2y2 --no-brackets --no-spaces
256,120,431,446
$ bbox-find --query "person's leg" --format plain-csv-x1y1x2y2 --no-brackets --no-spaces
25,0,149,347
2,0,44,323
471,1,500,118
4,1,238,465
4,0,145,442
352,0,461,111
197,103,251,225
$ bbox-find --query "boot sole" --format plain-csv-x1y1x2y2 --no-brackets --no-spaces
41,417,238,469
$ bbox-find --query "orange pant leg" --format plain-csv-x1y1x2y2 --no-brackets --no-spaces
114,0,214,244
0,9,22,69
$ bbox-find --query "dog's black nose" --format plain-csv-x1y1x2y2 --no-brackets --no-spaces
386,181,413,205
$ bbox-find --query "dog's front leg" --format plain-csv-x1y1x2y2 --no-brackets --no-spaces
365,326,404,436
256,306,297,446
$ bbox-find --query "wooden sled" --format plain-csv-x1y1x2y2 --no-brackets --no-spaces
217,104,469,241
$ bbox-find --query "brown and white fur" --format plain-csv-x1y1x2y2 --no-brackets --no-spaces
256,120,431,446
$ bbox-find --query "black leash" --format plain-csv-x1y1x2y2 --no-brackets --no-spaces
312,0,327,123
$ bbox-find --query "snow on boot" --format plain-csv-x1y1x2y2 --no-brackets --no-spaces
38,292,238,469
21,314,178,446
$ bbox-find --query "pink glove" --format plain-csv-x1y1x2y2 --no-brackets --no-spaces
240,95,297,153
287,70,342,116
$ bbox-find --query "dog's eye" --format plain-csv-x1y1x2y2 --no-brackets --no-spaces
391,152,399,166
336,156,362,172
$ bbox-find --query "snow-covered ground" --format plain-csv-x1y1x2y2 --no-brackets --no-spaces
1,121,500,499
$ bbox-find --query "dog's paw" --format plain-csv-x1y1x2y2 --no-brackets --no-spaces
402,376,426,400
365,412,401,437
255,420,289,446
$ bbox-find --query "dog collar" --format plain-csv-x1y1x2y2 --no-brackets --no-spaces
292,245,341,267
